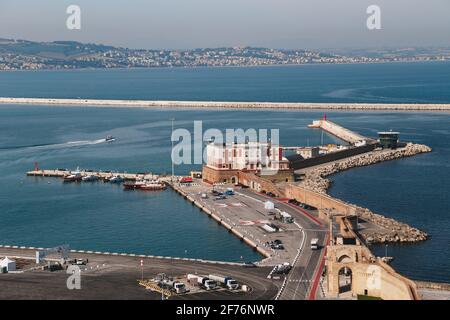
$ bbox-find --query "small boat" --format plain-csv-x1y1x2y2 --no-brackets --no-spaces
123,180,146,190
108,175,124,183
63,169,82,182
140,181,167,191
105,135,116,143
82,175,98,182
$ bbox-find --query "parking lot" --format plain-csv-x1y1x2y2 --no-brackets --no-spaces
177,182,305,266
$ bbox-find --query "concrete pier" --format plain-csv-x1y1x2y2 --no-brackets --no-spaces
1,97,450,111
308,119,372,144
26,169,168,181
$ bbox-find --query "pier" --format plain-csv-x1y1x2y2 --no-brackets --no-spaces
308,118,373,145
1,97,450,111
26,169,169,181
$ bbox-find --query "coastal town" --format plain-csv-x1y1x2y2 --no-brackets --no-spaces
1,38,450,71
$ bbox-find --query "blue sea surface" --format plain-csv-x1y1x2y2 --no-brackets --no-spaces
0,62,449,103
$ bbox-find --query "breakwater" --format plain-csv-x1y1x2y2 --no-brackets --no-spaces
1,97,450,111
299,143,432,244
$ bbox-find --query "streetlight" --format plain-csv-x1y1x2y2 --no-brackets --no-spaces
170,118,175,182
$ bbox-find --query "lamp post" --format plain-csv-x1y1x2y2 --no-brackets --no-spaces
170,118,175,182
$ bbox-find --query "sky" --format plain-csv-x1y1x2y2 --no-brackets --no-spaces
0,0,449,50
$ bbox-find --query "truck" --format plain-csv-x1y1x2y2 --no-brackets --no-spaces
279,211,294,223
162,279,188,294
311,238,320,250
273,262,292,275
187,274,216,290
208,274,240,290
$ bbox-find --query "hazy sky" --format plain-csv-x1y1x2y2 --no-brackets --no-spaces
1,0,449,49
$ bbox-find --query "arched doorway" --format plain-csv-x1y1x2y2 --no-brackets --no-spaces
338,266,352,294
231,176,237,184
338,255,352,263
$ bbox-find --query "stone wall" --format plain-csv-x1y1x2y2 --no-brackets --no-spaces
238,171,286,197
327,244,418,300
289,144,376,170
202,166,240,184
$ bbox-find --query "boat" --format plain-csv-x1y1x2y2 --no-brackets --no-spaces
140,181,167,191
123,180,166,191
123,180,146,190
63,169,82,182
105,135,116,143
108,175,124,183
82,174,98,182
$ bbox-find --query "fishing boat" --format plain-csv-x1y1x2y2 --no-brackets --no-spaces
123,180,166,191
123,180,146,190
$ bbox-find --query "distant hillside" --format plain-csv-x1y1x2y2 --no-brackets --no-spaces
1,38,449,71
0,39,116,60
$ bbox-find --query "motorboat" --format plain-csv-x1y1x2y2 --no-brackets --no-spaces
63,168,82,182
108,175,124,183
82,175,98,182
105,135,116,143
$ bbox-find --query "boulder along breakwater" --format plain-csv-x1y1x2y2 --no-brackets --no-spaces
299,143,432,244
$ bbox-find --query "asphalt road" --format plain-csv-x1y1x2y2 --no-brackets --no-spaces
236,190,327,300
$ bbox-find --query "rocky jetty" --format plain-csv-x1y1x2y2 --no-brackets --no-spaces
299,143,432,244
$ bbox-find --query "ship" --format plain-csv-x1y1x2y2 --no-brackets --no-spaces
123,180,166,191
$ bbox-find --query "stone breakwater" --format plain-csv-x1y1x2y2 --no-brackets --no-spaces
300,143,432,244
1,97,450,111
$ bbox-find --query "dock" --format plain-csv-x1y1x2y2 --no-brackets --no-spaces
26,169,170,181
308,119,374,145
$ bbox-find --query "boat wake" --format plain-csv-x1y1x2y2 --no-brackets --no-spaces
0,139,108,151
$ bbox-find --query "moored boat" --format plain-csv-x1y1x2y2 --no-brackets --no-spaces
63,169,82,182
82,174,98,182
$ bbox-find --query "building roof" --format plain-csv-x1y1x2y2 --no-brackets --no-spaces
286,154,305,163
0,257,15,264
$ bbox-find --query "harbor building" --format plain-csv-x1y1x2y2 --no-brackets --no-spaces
378,131,400,149
202,141,293,184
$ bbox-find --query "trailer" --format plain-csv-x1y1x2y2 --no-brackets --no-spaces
187,274,216,290
208,274,240,290
260,224,277,233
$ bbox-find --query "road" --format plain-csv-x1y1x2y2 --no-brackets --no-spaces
235,189,328,300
